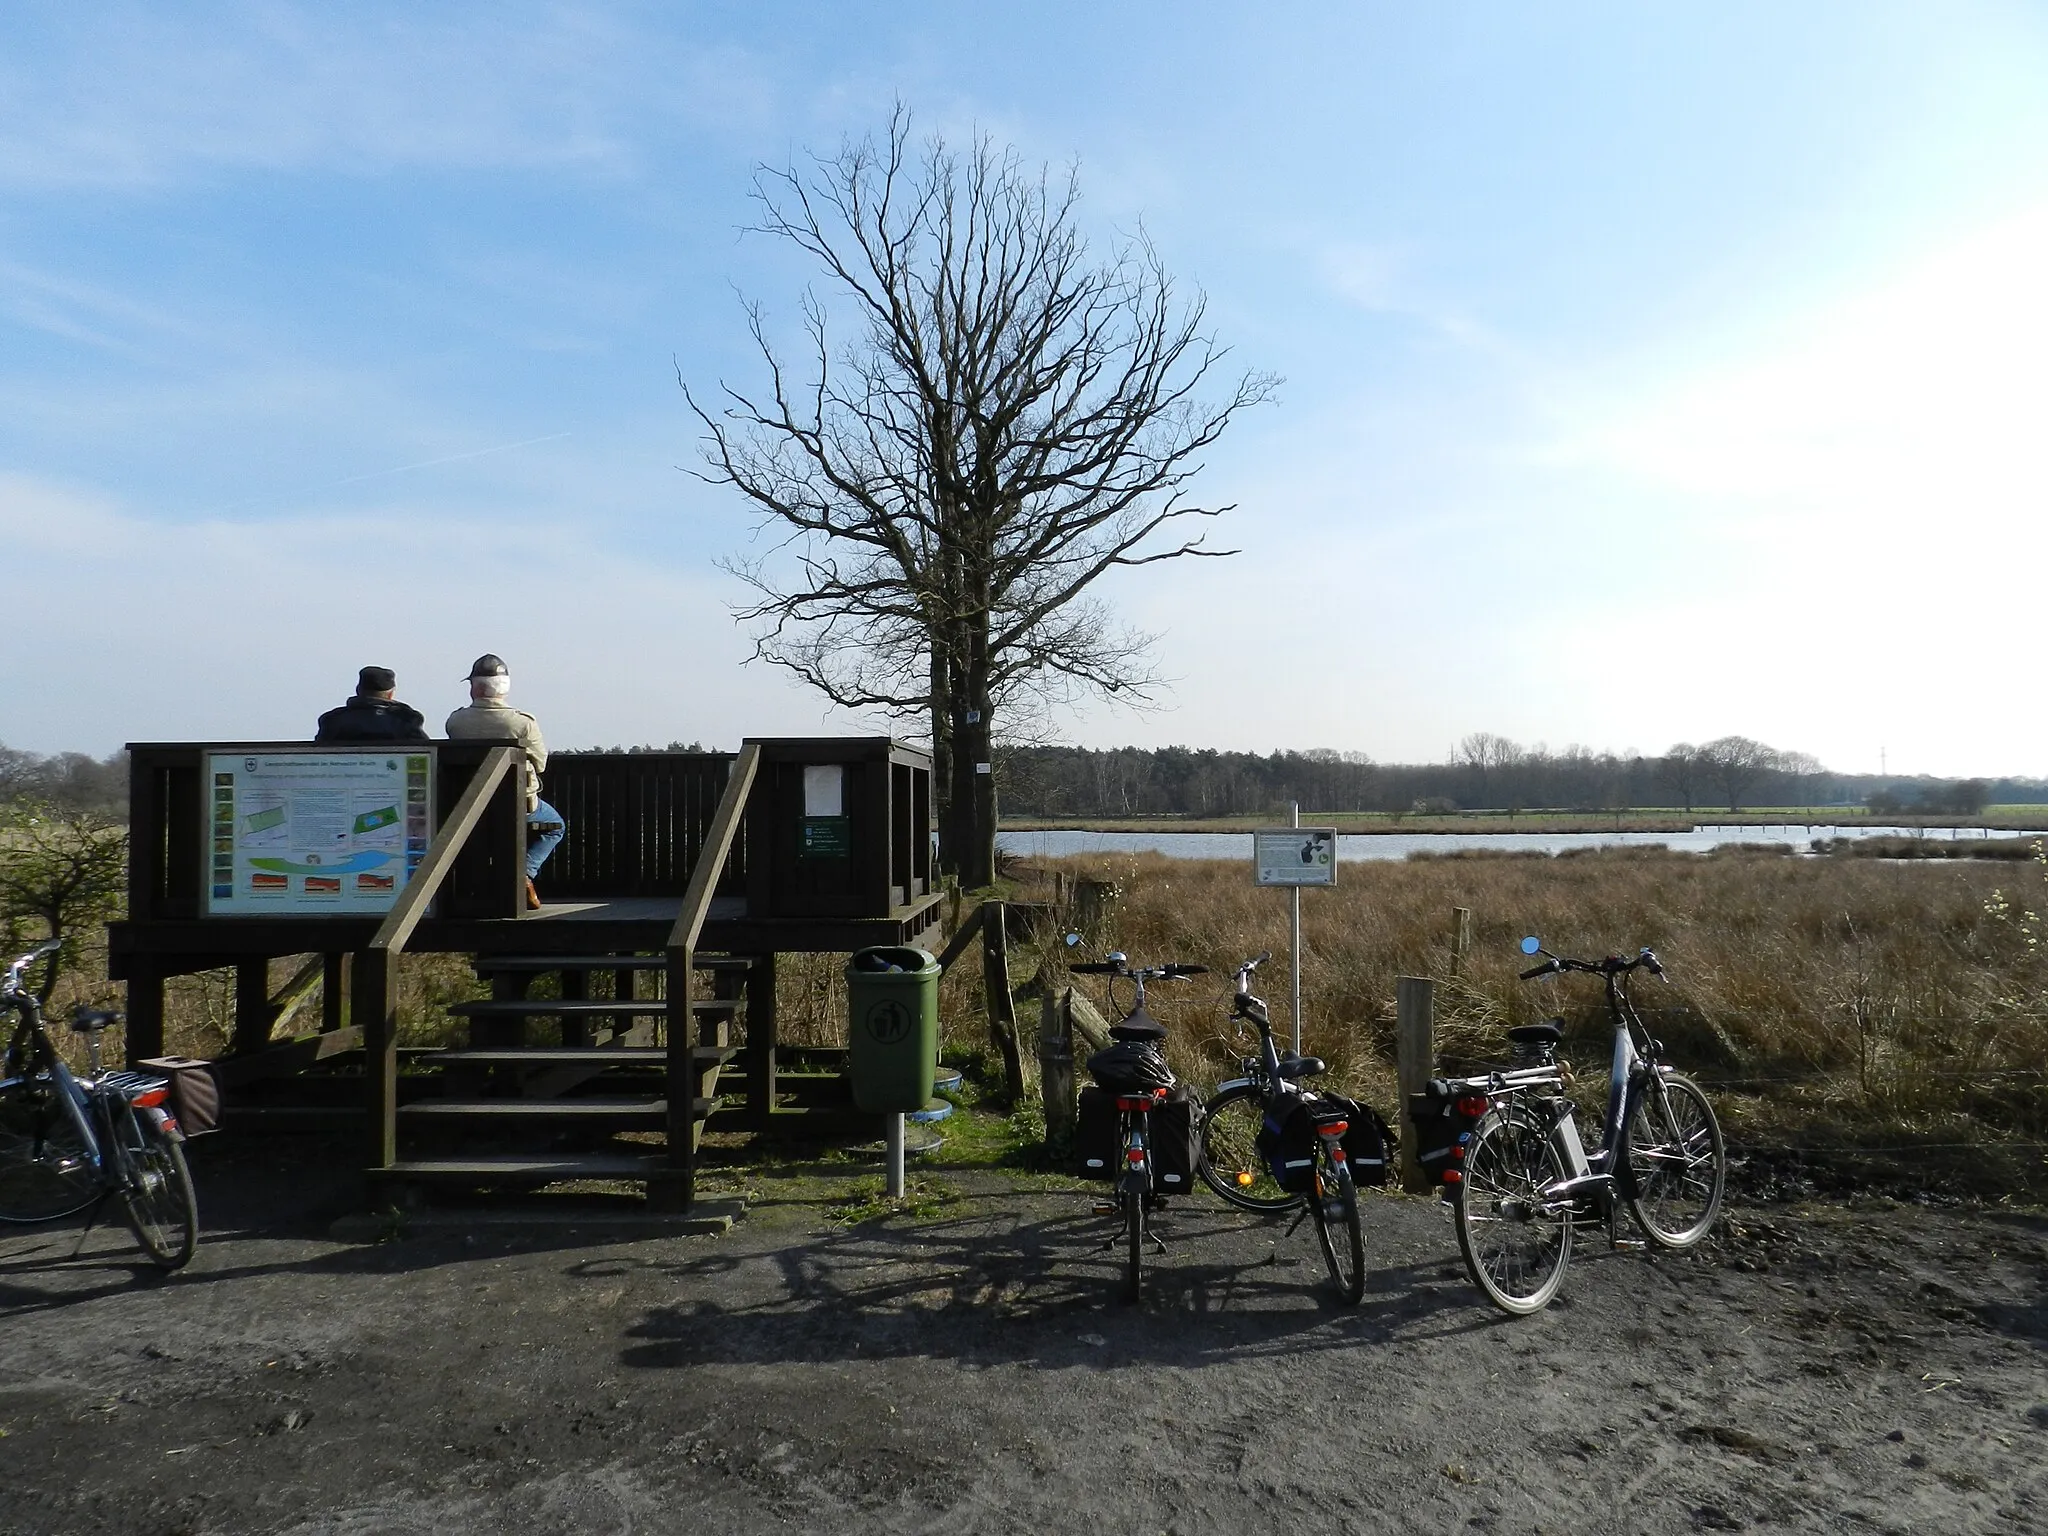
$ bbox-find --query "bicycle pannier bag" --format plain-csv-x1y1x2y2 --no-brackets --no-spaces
139,1056,222,1137
1150,1083,1197,1194
1406,1080,1485,1187
1318,1092,1397,1188
1084,1039,1175,1094
1076,1085,1120,1179
1257,1096,1320,1193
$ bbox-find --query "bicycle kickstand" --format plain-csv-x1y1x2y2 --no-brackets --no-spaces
69,1190,115,1259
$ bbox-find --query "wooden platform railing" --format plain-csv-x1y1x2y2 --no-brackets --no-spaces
538,751,746,900
654,741,762,1211
357,745,518,1171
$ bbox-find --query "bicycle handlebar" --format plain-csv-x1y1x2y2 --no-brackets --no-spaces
1,939,62,997
1518,948,1667,983
1068,959,1205,980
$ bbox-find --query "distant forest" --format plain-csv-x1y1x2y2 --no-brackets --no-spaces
4,736,2041,821
996,738,2048,818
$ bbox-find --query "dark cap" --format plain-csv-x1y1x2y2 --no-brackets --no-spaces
356,666,397,694
465,654,508,680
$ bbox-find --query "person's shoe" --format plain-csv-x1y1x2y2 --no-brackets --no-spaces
525,878,541,910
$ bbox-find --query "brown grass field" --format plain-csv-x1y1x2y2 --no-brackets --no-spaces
29,845,2048,1199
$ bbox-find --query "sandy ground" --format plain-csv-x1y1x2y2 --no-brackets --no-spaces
1,1139,2043,1536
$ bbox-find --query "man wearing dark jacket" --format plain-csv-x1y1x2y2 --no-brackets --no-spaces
315,666,430,744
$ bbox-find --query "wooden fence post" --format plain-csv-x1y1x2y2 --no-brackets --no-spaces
981,900,1026,1105
1396,975,1436,1193
1451,907,1473,974
1038,985,1076,1150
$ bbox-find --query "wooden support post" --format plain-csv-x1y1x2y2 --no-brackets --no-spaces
123,957,165,1066
653,943,697,1213
355,949,398,1172
1038,984,1076,1151
746,952,778,1134
233,959,274,1055
321,952,347,1033
1074,878,1119,943
1451,907,1473,975
1396,975,1436,1194
980,900,1026,1105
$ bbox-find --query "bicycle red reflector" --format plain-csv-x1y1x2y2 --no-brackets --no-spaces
1321,1120,1348,1137
1455,1095,1489,1117
1115,1097,1155,1112
132,1088,169,1108
1443,1169,1463,1185
1125,1147,1146,1163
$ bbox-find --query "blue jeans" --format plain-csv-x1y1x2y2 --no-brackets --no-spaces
526,799,566,880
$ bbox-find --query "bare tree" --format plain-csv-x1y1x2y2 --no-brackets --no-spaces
1456,732,1523,808
1660,742,1702,814
1698,735,1780,812
687,109,1276,886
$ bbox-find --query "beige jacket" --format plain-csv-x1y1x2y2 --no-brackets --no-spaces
445,700,547,811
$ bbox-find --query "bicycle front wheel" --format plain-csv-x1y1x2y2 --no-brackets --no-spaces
1196,1085,1300,1212
0,1076,99,1222
1309,1145,1365,1305
1455,1110,1572,1316
1620,1072,1725,1250
112,1102,198,1270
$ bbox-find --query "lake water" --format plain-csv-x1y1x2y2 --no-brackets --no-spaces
995,823,2036,862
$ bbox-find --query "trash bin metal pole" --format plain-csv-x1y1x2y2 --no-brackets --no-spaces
886,1112,905,1198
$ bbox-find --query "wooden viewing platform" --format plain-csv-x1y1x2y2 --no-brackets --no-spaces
109,736,942,1211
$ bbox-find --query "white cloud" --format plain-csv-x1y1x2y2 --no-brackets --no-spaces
0,474,864,756
0,3,777,191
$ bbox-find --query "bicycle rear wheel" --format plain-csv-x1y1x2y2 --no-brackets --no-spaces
0,1076,99,1222
1196,1085,1300,1212
1455,1110,1572,1316
1309,1143,1365,1305
1620,1072,1725,1251
111,1102,197,1270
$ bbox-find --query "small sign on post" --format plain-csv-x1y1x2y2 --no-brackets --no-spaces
1253,828,1337,887
1252,818,1336,1055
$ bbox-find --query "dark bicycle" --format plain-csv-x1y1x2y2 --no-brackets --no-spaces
1415,938,1726,1315
0,940,200,1269
1070,949,1205,1302
1194,952,1368,1304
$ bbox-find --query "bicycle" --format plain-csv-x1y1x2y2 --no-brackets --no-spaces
1194,952,1366,1304
1069,949,1205,1301
1423,938,1726,1315
0,940,200,1269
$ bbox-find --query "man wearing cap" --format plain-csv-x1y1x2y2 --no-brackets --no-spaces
445,654,563,909
314,666,430,744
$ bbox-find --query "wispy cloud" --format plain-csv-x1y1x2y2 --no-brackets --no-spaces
0,3,779,192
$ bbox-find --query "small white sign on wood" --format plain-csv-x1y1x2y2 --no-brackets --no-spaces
1253,828,1337,886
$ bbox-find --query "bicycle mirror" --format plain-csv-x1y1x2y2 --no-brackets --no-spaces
1520,935,1542,955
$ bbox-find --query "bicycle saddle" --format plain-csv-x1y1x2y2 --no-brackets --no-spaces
1276,1053,1326,1079
1109,1006,1168,1043
1506,1022,1562,1048
69,1007,122,1035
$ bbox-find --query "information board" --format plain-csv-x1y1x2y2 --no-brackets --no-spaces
1253,827,1338,886
205,751,433,916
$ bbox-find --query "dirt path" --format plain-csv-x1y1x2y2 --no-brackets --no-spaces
2,1143,2043,1536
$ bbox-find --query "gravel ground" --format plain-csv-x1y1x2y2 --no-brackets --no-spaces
1,1139,2043,1536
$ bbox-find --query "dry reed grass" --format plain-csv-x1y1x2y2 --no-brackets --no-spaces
1014,849,2048,1191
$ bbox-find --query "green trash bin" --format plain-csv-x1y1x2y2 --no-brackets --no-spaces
846,946,940,1114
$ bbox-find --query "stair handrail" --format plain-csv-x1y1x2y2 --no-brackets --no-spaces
369,744,519,957
665,741,761,954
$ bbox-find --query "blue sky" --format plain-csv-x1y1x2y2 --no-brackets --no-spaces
3,2,2045,777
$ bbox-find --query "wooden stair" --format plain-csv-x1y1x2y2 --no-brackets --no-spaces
375,950,761,1201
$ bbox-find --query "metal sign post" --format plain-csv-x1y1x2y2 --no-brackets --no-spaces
1252,809,1337,1056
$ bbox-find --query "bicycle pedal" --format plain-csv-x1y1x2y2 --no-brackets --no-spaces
1610,1238,1646,1252
1091,1201,1116,1215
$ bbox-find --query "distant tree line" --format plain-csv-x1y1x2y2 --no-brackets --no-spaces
998,735,2048,818
0,742,128,817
